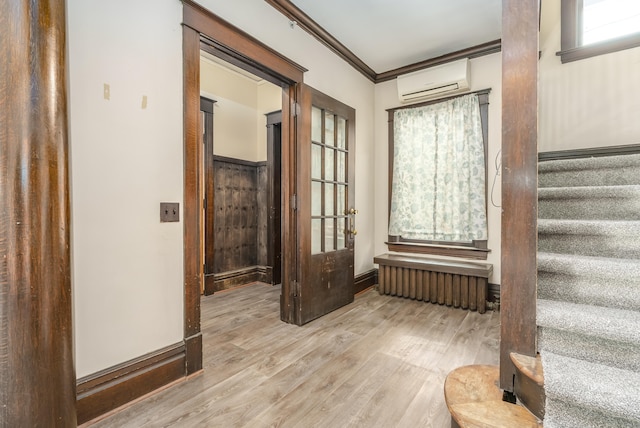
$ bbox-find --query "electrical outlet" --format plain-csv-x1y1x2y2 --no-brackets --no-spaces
160,202,179,222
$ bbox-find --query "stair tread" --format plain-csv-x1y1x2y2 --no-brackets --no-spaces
537,299,640,346
444,365,541,428
510,352,543,385
541,351,640,423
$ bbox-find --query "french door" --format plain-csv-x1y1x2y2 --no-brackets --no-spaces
291,84,356,325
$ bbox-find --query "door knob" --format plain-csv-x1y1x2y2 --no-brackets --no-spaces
349,208,358,215
350,229,358,236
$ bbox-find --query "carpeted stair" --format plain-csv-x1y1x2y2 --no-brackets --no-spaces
537,153,640,428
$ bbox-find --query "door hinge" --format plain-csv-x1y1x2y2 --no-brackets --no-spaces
293,102,300,117
291,194,297,211
203,196,207,210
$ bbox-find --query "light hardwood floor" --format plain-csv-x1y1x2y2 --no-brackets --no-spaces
89,283,499,427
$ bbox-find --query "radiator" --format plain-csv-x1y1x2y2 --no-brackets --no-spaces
374,254,493,314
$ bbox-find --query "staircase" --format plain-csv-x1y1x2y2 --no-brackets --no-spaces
536,153,640,427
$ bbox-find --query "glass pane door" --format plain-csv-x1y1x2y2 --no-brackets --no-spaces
311,106,348,254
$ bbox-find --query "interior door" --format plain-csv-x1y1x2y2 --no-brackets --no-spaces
294,84,356,325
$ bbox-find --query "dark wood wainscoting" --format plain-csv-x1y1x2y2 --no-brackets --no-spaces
204,156,271,294
76,343,186,425
205,265,270,294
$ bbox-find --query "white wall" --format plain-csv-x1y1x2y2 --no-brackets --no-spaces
195,0,376,276
200,57,280,162
539,0,640,151
373,53,503,284
67,0,184,377
257,82,283,161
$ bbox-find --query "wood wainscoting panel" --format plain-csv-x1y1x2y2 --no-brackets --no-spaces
76,343,186,425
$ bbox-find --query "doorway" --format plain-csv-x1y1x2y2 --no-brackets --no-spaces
182,2,357,373
199,54,283,295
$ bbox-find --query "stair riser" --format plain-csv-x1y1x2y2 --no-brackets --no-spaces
511,353,545,421
538,233,640,259
539,165,640,188
538,327,640,372
538,272,640,311
538,197,640,220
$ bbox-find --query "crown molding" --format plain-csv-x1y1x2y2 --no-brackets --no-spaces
376,39,502,82
265,0,377,82
265,0,501,83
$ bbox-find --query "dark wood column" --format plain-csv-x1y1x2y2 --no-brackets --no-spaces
500,0,539,392
0,0,76,426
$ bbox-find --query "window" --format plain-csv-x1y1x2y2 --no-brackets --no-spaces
387,90,490,260
559,0,640,63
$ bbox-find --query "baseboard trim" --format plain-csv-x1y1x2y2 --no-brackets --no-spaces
76,342,186,424
355,268,378,294
539,144,640,161
204,265,269,295
185,333,203,375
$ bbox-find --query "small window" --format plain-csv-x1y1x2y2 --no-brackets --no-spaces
559,0,640,63
386,90,491,260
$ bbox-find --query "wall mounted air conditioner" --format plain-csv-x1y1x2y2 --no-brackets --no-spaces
397,58,470,103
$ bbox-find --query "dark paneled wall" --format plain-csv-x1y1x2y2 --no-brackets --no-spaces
257,163,268,266
212,156,268,279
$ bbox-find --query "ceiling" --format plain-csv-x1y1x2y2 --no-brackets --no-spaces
288,0,502,75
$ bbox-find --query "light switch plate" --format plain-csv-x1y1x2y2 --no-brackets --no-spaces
160,202,179,222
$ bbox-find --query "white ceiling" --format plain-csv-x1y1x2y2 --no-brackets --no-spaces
290,0,502,73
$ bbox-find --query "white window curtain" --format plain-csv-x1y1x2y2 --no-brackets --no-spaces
388,93,487,242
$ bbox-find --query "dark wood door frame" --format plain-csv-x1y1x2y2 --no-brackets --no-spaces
201,96,216,295
266,111,283,285
182,0,307,371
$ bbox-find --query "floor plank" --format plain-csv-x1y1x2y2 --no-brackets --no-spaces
88,283,500,428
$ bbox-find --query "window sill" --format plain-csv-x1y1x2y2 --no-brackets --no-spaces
557,33,640,64
385,241,490,260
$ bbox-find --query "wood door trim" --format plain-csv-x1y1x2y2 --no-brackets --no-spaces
183,25,203,376
183,0,306,84
183,3,303,364
202,97,215,279
266,110,283,285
